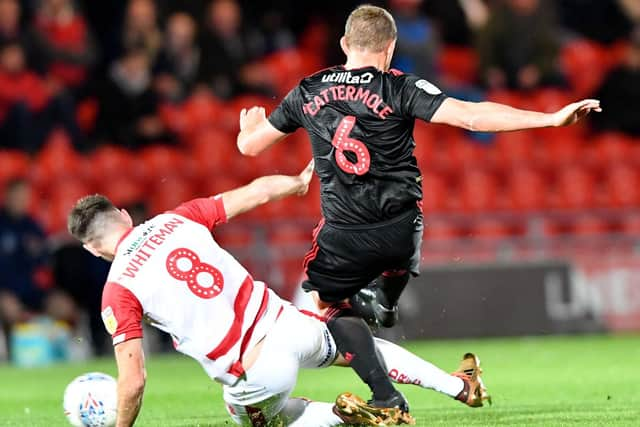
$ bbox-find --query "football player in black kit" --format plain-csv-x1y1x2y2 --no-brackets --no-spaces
236,4,600,416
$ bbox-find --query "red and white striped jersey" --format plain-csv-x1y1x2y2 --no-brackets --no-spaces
100,196,284,385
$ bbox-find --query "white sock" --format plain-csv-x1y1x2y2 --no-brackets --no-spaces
374,338,464,398
282,398,343,427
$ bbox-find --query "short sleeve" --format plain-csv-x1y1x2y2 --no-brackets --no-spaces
170,195,227,230
101,282,143,346
399,74,448,122
268,86,303,134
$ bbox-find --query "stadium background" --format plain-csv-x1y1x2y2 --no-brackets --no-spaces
0,0,639,367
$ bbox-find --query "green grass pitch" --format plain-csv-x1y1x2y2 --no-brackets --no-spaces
1,334,639,426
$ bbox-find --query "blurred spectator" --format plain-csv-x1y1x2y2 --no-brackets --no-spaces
557,0,633,44
154,12,200,102
260,9,296,54
198,0,270,98
591,27,640,136
390,0,439,82
0,0,34,57
477,0,564,90
425,0,489,46
0,179,76,333
0,41,83,152
94,47,169,149
31,0,97,92
122,0,163,64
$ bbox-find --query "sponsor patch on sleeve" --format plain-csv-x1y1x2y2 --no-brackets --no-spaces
415,79,442,95
101,306,118,335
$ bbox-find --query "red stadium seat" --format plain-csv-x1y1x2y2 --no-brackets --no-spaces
423,220,461,241
32,130,88,190
261,49,322,96
459,169,499,212
537,133,582,167
438,46,478,85
505,167,547,211
593,132,633,166
470,219,514,239
554,166,597,209
528,88,573,113
622,216,640,235
447,137,485,170
422,171,450,212
76,97,98,132
0,150,30,184
139,145,191,183
148,175,197,214
190,129,240,179
561,39,610,97
89,145,138,181
486,90,526,109
571,216,611,235
605,165,640,208
39,178,93,234
99,176,146,206
493,131,536,167
182,91,225,134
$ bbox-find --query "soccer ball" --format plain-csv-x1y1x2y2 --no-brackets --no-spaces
63,372,117,427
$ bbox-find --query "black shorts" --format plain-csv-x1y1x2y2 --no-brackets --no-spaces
302,207,423,303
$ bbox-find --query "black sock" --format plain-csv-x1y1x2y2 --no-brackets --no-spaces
377,270,410,308
326,305,397,401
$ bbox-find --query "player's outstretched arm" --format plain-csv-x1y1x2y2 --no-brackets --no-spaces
237,106,288,156
221,160,314,220
430,97,601,132
114,338,146,427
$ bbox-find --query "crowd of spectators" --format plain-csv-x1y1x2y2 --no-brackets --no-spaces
1,0,640,357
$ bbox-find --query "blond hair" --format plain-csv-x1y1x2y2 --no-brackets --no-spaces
344,5,397,53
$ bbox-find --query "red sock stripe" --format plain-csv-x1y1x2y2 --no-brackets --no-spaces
324,302,352,320
382,269,408,277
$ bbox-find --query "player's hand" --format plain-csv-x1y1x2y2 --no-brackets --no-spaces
551,99,602,127
296,159,315,196
240,106,266,132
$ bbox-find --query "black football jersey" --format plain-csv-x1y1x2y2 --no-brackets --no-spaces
268,65,447,225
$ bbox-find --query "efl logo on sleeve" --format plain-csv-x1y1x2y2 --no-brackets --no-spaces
415,79,442,95
101,306,118,335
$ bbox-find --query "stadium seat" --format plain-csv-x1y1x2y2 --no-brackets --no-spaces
0,150,30,184
493,131,536,167
89,145,138,181
605,165,640,208
422,171,450,213
190,129,241,179
470,219,515,239
39,178,93,234
537,133,582,167
621,215,640,235
139,145,191,183
593,132,633,166
571,216,611,236
438,46,478,86
459,169,499,212
76,97,98,133
554,166,597,209
505,167,547,211
423,220,461,241
148,175,197,214
528,88,573,113
560,39,610,97
182,91,225,135
32,130,88,188
99,175,146,207
447,137,486,170
261,49,322,96
486,90,526,109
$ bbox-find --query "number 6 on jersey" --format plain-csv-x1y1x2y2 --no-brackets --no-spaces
331,116,370,176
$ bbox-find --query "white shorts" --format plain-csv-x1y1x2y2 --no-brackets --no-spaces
223,304,337,426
